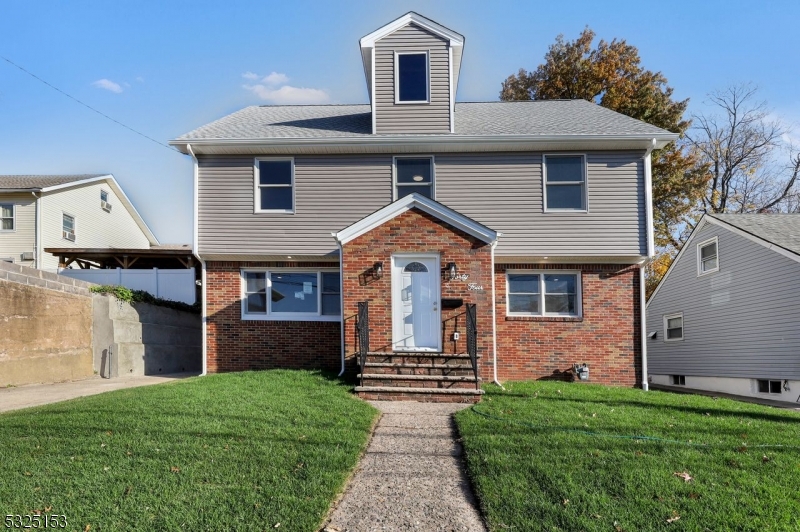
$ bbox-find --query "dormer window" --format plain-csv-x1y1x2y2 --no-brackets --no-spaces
396,51,429,103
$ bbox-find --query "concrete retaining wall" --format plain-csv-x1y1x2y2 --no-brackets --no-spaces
0,261,94,386
93,294,201,377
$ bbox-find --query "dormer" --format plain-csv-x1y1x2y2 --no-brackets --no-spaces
359,12,464,135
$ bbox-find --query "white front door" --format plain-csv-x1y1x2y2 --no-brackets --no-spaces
392,255,441,351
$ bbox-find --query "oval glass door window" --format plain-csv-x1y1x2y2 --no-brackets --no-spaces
403,261,428,272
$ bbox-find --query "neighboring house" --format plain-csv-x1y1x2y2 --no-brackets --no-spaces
647,213,800,404
0,174,158,271
170,12,677,400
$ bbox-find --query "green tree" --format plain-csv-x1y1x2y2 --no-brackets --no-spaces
501,28,709,292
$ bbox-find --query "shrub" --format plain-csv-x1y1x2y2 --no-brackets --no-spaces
90,284,200,314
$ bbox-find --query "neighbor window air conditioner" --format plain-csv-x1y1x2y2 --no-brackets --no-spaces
101,200,112,212
63,231,75,241
21,251,34,261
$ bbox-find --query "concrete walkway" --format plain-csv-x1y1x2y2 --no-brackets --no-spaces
0,373,197,413
325,401,486,531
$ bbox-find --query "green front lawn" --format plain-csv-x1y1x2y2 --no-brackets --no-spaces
0,370,377,531
455,382,800,531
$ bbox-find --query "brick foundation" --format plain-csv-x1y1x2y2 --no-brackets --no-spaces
494,263,642,386
205,261,341,373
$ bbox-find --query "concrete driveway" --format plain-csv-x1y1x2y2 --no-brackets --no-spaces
0,373,198,413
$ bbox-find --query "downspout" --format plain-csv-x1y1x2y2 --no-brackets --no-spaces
639,264,649,391
187,143,207,376
32,191,40,269
639,138,656,391
332,233,345,376
490,235,503,388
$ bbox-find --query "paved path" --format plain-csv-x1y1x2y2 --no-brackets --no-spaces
325,401,486,531
0,373,197,413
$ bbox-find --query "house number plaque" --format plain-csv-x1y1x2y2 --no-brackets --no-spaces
467,283,484,291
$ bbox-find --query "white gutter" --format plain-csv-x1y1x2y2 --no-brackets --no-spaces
490,236,504,388
332,234,346,376
639,263,649,391
187,143,207,376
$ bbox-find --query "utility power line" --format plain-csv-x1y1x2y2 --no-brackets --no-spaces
1,55,181,154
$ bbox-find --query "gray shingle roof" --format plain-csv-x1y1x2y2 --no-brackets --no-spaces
0,175,106,190
173,100,673,141
710,213,800,256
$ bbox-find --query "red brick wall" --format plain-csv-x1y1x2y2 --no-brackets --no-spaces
342,208,494,376
205,261,341,373
495,263,642,386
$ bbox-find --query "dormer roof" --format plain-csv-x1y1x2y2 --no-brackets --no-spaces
358,12,465,104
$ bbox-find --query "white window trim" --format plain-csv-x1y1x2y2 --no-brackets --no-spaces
254,157,295,214
663,312,684,342
696,236,719,276
240,268,340,321
0,203,15,232
392,155,435,201
62,211,76,242
755,379,783,395
542,154,589,213
505,269,583,318
394,50,430,104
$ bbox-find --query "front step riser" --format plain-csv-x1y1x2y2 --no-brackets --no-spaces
364,367,474,377
360,378,478,389
366,356,475,366
358,391,480,403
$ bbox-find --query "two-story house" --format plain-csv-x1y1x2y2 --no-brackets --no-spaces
0,174,158,271
170,12,677,401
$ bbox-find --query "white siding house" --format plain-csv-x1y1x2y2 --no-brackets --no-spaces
0,175,158,270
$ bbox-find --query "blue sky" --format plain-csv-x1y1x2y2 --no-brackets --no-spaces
2,0,799,244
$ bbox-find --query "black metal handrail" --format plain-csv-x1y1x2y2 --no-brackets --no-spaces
465,303,479,390
356,301,369,386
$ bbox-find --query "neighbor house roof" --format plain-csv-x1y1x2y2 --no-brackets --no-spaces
709,213,800,256
173,100,674,142
0,174,106,190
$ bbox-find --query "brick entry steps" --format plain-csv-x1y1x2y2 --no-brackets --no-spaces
355,352,484,403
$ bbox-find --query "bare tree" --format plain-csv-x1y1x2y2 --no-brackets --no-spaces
688,84,800,214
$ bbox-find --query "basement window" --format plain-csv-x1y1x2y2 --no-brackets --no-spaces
757,379,782,394
241,270,340,321
396,51,429,103
671,375,686,386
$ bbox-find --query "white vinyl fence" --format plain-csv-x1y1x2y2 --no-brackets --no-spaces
59,268,196,304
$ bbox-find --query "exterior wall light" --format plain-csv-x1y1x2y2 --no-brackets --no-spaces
373,262,384,279
447,262,457,280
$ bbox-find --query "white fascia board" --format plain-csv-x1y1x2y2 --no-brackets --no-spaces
646,215,710,308
334,193,497,246
705,215,800,265
359,12,465,48
39,175,113,193
169,133,679,154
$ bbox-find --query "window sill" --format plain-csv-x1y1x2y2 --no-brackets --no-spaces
241,315,340,322
505,316,583,323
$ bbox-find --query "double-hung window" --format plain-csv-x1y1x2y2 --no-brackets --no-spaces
544,155,587,211
62,213,76,242
255,158,294,213
664,313,683,341
100,190,112,212
506,271,581,317
242,270,340,320
0,203,14,231
396,51,429,103
395,157,433,199
697,237,718,275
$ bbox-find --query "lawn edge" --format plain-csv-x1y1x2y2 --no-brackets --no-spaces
453,404,494,531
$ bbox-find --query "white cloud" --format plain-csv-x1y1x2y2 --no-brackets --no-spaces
262,71,289,86
92,78,123,93
243,83,330,105
135,76,145,83
241,71,260,81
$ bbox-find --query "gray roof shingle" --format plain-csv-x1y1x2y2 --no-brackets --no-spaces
710,213,800,256
173,100,674,141
0,175,106,190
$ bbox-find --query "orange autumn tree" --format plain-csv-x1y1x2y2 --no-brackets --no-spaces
501,28,708,297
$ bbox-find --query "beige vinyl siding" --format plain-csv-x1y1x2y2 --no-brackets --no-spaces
198,155,392,256
374,23,450,134
0,193,36,266
40,181,151,270
198,151,647,258
436,152,647,256
647,222,800,380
